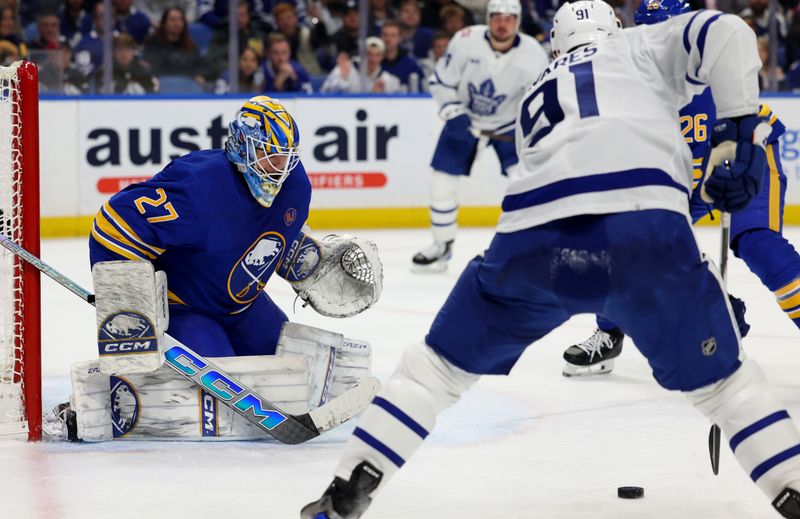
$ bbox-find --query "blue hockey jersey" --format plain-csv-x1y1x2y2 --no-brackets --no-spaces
89,149,311,316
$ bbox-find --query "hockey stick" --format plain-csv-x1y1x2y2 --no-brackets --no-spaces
0,233,381,444
708,211,732,475
469,128,514,142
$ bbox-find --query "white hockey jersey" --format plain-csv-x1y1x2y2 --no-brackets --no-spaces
429,26,550,133
498,11,760,233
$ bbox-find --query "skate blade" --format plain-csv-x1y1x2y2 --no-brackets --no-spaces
410,261,449,274
562,359,615,378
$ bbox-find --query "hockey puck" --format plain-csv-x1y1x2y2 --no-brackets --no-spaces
617,486,644,499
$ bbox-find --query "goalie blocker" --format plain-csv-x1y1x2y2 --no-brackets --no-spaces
56,322,373,441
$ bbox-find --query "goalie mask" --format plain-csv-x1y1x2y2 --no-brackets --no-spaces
634,0,691,25
550,0,622,58
226,95,301,207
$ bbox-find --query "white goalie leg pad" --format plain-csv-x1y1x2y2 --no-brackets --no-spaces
92,260,169,375
686,358,800,498
275,322,371,408
430,170,459,244
334,341,479,493
69,354,310,441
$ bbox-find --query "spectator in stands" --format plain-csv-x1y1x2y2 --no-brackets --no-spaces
0,6,27,62
758,35,786,91
380,19,424,92
138,0,197,26
197,0,307,30
110,0,152,44
440,4,467,37
28,12,63,50
97,33,158,94
368,0,395,35
262,32,312,92
214,45,263,93
331,0,359,56
57,42,92,96
73,2,105,77
739,0,787,41
206,0,269,79
59,0,86,47
398,0,433,60
420,0,474,30
273,3,320,75
143,7,205,84
418,30,449,83
321,36,402,93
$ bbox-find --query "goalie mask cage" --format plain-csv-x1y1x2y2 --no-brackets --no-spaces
0,61,41,441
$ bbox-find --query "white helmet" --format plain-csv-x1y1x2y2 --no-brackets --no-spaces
550,0,622,58
487,0,522,29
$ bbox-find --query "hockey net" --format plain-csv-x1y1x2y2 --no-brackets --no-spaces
0,61,41,440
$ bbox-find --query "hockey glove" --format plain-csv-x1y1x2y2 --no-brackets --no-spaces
700,115,771,213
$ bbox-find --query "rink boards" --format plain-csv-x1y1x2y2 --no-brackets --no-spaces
37,93,800,237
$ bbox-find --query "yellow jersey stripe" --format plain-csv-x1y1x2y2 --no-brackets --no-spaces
767,144,780,232
103,203,166,255
775,278,800,298
94,211,157,260
167,290,188,305
788,308,800,319
91,226,147,261
778,291,800,310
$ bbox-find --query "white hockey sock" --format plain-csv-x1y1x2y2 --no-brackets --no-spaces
430,170,459,244
334,341,479,492
686,359,800,499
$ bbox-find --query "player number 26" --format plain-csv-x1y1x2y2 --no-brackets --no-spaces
134,188,180,224
680,114,707,143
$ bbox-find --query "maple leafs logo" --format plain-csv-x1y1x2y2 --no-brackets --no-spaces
467,79,506,116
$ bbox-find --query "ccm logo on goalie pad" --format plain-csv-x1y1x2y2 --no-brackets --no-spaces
98,311,158,356
110,376,141,438
164,346,288,431
201,390,219,437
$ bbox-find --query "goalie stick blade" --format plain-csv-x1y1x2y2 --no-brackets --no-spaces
308,376,382,435
709,424,721,476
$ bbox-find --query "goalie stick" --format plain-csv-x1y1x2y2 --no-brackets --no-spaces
709,211,731,476
0,233,380,444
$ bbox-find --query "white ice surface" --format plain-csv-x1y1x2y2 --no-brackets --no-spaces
1,226,799,519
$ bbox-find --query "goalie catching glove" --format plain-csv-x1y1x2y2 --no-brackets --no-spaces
277,230,383,318
700,114,772,213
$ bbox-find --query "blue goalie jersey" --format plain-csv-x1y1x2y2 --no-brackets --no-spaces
89,149,311,316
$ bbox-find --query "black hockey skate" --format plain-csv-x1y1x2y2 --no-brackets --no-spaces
300,461,383,519
562,327,624,377
774,487,800,518
42,402,79,441
411,240,453,273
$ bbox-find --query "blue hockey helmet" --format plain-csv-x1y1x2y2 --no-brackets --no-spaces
634,0,691,25
226,95,301,207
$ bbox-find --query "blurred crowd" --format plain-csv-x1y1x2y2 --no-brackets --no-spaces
0,0,793,94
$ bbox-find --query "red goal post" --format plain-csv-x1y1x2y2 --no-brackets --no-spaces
0,61,41,441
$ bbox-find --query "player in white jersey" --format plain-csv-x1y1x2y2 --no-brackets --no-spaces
302,3,800,518
410,0,549,272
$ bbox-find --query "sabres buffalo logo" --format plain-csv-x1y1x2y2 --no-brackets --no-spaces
110,376,140,438
228,232,286,304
